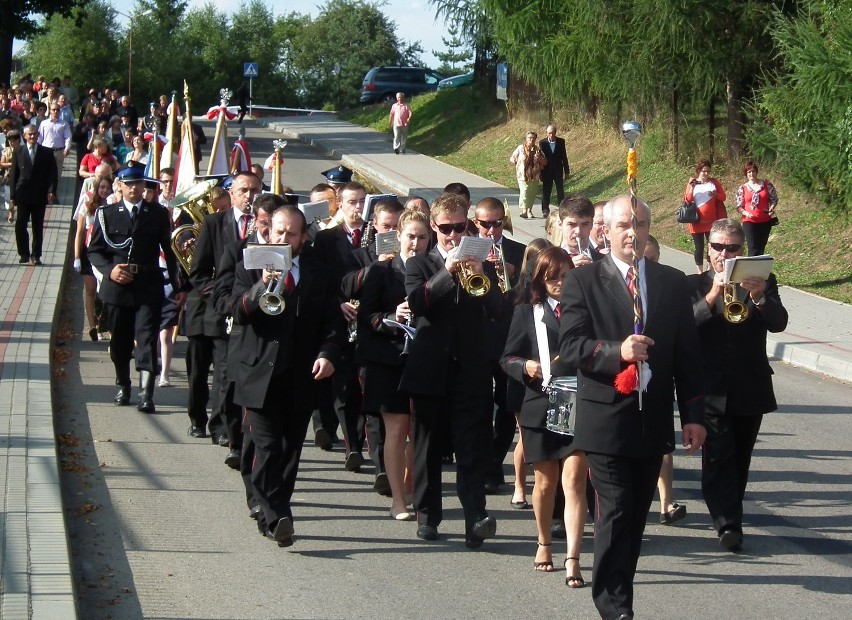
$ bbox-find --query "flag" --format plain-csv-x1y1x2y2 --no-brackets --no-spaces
206,105,231,176
173,118,197,195
230,137,251,173
161,93,179,167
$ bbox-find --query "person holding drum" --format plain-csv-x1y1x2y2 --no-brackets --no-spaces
501,247,589,587
356,208,431,521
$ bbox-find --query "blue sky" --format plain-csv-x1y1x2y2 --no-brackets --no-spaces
16,1,451,68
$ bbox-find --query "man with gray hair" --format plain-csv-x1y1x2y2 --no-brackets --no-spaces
559,194,706,620
388,92,412,154
539,124,570,218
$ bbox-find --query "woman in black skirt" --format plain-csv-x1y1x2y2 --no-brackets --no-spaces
501,246,588,587
356,209,431,521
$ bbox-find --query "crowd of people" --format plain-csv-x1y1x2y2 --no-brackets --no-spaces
1,72,790,619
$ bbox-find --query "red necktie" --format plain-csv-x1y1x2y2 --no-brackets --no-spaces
554,303,561,320
351,227,362,248
239,214,251,240
284,271,295,293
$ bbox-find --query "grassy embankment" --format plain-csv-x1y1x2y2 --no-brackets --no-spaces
343,87,852,304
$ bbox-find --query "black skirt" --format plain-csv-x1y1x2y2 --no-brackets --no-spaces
361,363,410,414
520,425,577,464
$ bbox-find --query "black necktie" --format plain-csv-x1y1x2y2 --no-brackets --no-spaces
131,205,138,223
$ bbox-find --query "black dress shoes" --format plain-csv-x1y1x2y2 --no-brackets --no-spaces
137,398,155,413
465,515,497,549
614,614,634,620
114,387,131,406
719,528,743,552
660,502,687,525
314,428,334,451
224,448,241,470
249,505,261,520
416,524,439,541
211,432,229,447
267,517,294,547
187,425,207,438
551,520,567,540
484,480,502,495
373,472,392,496
344,451,364,472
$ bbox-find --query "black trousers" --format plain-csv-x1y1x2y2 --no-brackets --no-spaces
185,334,228,435
15,200,46,260
103,301,161,388
311,389,340,436
411,364,494,534
488,364,513,484
587,452,662,620
333,349,366,456
742,221,772,257
246,375,312,532
541,172,564,212
702,413,763,534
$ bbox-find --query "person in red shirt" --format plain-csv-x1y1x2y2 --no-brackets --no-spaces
684,159,727,273
388,92,412,154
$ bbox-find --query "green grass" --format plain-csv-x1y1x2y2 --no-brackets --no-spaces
342,89,852,304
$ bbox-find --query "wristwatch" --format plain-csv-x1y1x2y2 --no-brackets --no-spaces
753,295,766,307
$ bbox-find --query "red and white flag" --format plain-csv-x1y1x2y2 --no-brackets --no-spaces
230,138,251,173
206,105,232,176
173,119,197,195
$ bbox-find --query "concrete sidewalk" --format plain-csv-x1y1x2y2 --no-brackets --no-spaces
266,115,852,385
0,163,78,617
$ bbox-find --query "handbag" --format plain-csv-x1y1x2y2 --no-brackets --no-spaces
676,199,699,224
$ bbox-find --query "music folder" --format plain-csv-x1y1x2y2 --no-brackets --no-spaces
375,231,400,256
382,318,416,339
725,255,774,283
362,193,397,223
299,200,329,223
243,243,292,272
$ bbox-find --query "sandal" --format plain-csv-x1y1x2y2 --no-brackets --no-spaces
533,542,555,572
564,557,585,588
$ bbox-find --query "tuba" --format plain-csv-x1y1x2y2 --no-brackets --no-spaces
723,283,749,324
169,179,218,273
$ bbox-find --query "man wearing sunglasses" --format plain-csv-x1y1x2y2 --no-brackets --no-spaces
686,218,787,552
400,193,503,549
474,197,527,494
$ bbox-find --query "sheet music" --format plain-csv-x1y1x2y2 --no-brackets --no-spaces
376,231,400,256
243,243,292,272
299,200,329,223
362,193,396,223
382,318,416,339
456,236,493,261
725,255,774,283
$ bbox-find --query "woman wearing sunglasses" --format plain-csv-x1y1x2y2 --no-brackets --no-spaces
501,246,589,587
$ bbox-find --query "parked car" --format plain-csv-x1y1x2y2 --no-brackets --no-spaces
437,71,475,90
359,66,446,104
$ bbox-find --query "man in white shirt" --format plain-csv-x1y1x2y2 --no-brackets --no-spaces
37,101,71,193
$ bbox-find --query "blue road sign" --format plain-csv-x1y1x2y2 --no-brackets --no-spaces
243,63,259,78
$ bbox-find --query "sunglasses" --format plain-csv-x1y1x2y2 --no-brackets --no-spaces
435,222,468,234
476,219,504,229
709,242,742,253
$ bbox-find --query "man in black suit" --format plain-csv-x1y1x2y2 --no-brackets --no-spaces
539,125,570,218
400,192,502,548
558,194,603,267
473,197,526,493
312,182,369,472
687,218,788,552
559,194,706,620
230,206,343,546
9,125,58,265
88,166,185,412
185,171,261,446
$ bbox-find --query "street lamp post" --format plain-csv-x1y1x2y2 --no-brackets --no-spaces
115,8,152,101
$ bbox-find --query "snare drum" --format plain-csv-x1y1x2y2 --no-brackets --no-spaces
545,377,577,436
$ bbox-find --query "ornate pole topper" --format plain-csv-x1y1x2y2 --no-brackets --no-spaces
615,120,645,409
270,139,287,196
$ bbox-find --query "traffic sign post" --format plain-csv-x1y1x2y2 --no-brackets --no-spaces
243,62,259,118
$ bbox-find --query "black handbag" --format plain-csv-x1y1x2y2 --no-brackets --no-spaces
676,199,700,224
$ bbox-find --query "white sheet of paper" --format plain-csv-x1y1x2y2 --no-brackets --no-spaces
299,200,329,223
456,236,493,261
382,318,416,339
243,243,292,272
725,255,774,283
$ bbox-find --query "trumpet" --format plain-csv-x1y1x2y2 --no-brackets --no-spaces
723,283,749,324
493,243,510,294
260,270,287,315
451,240,491,297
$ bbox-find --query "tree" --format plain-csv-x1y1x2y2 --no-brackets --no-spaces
750,0,852,211
17,0,121,96
429,0,497,87
433,23,472,75
1,0,90,86
287,0,407,109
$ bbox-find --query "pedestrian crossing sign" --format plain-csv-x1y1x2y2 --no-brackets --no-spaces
243,63,259,78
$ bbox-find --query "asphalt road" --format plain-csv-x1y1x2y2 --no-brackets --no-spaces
54,120,852,620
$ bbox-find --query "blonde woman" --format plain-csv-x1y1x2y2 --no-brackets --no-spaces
509,131,546,219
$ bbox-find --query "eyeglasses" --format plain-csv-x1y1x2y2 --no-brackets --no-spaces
435,222,468,234
709,242,742,253
476,219,504,229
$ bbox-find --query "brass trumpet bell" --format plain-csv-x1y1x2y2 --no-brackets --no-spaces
169,179,218,273
723,284,749,324
459,262,491,297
